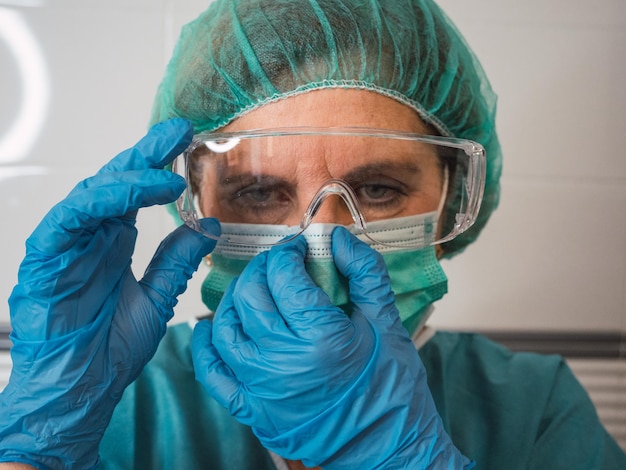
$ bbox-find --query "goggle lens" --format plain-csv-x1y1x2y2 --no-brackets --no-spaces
172,127,486,249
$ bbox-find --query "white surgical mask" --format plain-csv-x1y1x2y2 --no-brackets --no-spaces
201,212,447,335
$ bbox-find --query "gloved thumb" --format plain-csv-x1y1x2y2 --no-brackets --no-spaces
140,218,221,321
331,226,399,325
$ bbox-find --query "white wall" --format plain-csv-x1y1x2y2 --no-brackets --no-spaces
433,0,626,332
1,0,624,334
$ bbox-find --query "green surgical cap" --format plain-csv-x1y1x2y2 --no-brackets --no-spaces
151,0,502,257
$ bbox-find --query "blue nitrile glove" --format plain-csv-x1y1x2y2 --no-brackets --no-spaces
192,227,473,469
0,119,220,469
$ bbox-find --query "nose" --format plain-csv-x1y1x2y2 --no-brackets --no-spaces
299,179,366,229
307,195,356,225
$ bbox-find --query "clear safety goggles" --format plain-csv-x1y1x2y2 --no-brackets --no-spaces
172,127,486,249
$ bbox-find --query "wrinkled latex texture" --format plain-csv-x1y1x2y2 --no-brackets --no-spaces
192,228,473,469
151,0,502,258
0,119,220,469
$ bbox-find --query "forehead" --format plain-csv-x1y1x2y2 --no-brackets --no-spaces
222,88,432,134
196,131,440,182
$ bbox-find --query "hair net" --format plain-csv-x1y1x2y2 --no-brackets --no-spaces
151,0,502,257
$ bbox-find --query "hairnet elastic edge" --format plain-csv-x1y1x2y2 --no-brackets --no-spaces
191,79,454,138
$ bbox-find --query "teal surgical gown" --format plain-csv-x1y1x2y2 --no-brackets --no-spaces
98,323,626,469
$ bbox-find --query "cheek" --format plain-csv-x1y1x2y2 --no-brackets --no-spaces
401,190,441,217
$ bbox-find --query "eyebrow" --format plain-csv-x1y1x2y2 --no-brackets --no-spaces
341,162,422,182
217,172,296,190
213,160,425,186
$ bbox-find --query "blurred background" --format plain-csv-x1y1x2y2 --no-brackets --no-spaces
0,0,624,446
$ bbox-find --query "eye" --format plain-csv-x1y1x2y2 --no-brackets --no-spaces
234,183,293,209
359,184,396,200
217,175,297,224
352,178,408,204
347,174,412,220
236,185,278,203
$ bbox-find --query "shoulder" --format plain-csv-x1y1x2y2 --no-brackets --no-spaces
419,331,626,469
421,330,554,361
419,330,570,425
419,330,585,416
419,330,565,379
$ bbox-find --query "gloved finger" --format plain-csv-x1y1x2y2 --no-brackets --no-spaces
229,251,293,347
331,226,398,324
264,237,344,332
28,169,185,255
139,218,221,322
96,118,193,175
11,218,136,340
212,282,263,380
192,319,247,416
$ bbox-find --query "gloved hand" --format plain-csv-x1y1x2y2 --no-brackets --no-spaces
0,118,220,469
192,227,473,469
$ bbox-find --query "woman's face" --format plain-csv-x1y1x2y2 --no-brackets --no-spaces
196,88,444,226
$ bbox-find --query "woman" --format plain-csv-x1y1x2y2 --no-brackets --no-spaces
1,1,624,468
